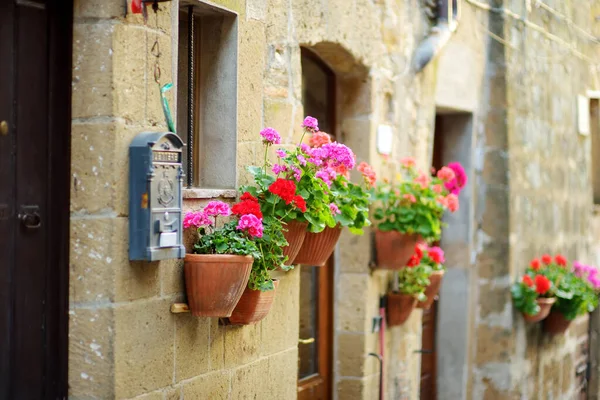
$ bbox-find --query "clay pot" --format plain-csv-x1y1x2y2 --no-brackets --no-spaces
184,254,253,317
227,280,279,325
543,310,572,335
522,297,556,323
386,293,417,326
417,270,445,309
374,230,421,269
282,221,308,266
294,225,342,266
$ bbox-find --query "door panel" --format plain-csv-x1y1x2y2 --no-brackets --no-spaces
0,1,72,398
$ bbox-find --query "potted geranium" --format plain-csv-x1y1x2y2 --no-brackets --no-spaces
372,158,465,269
538,255,600,334
511,256,555,323
183,201,261,317
416,245,446,309
273,117,371,266
387,245,431,326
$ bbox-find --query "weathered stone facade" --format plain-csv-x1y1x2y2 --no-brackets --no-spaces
69,0,600,399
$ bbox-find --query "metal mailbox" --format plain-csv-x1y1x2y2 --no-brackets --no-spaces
129,132,186,261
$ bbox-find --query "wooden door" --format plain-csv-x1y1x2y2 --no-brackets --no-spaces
298,48,336,400
0,1,72,398
420,116,445,399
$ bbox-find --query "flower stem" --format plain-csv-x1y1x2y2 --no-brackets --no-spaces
263,144,270,174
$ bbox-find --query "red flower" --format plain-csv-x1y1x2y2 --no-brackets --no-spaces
414,244,424,260
406,255,421,267
555,254,567,267
292,195,307,213
522,275,534,288
268,178,297,204
530,258,541,271
232,199,263,219
534,275,551,295
541,254,552,265
240,192,258,202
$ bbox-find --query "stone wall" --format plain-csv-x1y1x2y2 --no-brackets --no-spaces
468,0,600,398
69,0,438,399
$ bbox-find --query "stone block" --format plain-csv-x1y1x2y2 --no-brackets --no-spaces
210,318,226,371
238,19,266,144
266,348,298,399
72,22,114,119
74,0,125,19
247,0,267,21
230,357,270,399
175,315,211,381
337,273,370,332
478,283,510,318
336,378,365,400
337,333,367,377
263,99,294,143
475,325,513,364
265,0,288,43
70,217,117,303
160,259,185,296
112,24,147,122
211,0,246,17
70,122,117,214
114,298,175,398
68,306,115,398
182,371,231,400
477,240,510,279
146,33,174,129
481,187,509,239
260,267,300,355
338,229,371,273
223,323,260,368
482,149,508,186
561,355,573,394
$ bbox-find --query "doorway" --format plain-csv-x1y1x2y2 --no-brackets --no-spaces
0,1,72,398
297,48,336,400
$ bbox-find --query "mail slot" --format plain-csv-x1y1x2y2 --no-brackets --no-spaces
129,132,186,261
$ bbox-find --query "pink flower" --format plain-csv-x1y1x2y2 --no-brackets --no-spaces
203,201,231,217
445,194,459,212
260,127,281,145
444,162,468,195
183,211,213,229
302,116,319,131
316,167,337,187
437,166,456,182
272,164,287,174
329,203,341,215
437,195,448,207
310,131,332,147
320,142,356,170
357,162,377,187
403,193,417,203
297,154,307,166
433,184,443,194
276,149,287,158
400,157,416,168
236,214,264,238
292,166,302,181
414,173,430,189
427,246,445,264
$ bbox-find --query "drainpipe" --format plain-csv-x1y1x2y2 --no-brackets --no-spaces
412,0,460,73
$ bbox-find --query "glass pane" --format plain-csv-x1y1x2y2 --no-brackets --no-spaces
298,267,318,379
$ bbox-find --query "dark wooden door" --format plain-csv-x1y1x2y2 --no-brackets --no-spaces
0,1,72,399
420,303,437,399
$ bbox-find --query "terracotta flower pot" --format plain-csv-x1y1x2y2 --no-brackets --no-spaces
375,230,421,269
543,310,572,335
184,254,253,317
282,221,308,266
417,270,445,309
294,225,342,266
227,280,279,325
522,297,556,323
386,293,417,326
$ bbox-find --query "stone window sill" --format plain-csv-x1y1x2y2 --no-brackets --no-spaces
183,188,237,200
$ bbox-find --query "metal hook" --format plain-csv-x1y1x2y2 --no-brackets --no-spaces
154,64,161,84
151,40,161,58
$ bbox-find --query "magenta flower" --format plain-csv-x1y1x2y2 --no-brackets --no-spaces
444,162,468,195
320,142,356,170
203,201,231,217
316,167,337,187
259,127,281,145
276,149,287,158
297,154,307,166
292,166,302,181
183,211,213,229
236,214,264,238
427,246,445,264
272,164,287,175
302,116,319,131
329,203,341,215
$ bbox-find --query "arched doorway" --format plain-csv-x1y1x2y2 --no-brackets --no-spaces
297,47,336,400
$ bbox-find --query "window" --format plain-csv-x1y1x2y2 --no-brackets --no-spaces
177,3,238,189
